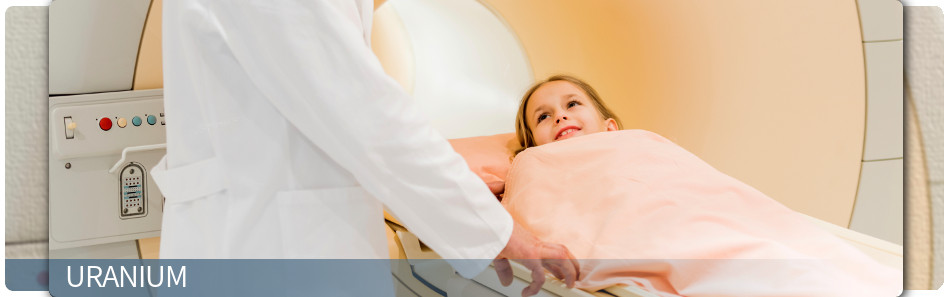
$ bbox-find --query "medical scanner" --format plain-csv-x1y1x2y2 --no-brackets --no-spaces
47,0,164,259
40,0,920,294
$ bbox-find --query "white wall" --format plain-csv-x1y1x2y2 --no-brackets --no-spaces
905,6,944,289
5,6,49,259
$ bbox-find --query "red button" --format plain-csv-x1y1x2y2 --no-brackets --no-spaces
99,117,113,131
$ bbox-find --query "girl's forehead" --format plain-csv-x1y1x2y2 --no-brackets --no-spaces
528,81,591,107
534,81,585,98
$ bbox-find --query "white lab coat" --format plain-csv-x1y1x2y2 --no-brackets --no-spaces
152,0,513,291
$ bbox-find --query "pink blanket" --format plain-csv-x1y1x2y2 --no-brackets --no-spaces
501,130,900,296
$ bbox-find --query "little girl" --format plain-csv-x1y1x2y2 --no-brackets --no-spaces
505,75,900,296
515,75,623,153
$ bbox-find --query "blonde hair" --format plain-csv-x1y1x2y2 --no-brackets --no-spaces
515,75,623,155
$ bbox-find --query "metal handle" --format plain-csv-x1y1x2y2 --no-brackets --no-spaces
108,143,167,174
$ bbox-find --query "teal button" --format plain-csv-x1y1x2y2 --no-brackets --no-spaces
132,116,142,126
147,115,157,125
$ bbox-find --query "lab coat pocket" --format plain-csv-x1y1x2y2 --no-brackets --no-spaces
275,186,387,259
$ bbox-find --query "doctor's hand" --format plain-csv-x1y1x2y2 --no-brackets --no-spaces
493,221,581,297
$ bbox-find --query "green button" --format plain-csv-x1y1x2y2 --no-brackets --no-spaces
147,115,157,125
132,116,142,126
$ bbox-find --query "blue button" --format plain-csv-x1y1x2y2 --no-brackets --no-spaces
132,116,142,126
147,115,157,125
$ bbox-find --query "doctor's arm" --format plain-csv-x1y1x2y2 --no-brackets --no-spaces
208,1,577,292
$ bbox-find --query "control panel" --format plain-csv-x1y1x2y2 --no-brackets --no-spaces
48,89,166,250
51,99,165,159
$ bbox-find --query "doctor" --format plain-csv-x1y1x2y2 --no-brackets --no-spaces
153,0,579,296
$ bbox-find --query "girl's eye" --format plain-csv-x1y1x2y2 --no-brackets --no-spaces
567,101,580,108
537,114,549,123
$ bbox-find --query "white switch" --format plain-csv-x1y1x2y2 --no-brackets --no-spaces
64,117,76,139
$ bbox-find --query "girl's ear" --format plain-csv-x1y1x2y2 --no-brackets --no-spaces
605,118,619,131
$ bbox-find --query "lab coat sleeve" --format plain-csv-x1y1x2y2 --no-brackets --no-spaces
204,1,512,277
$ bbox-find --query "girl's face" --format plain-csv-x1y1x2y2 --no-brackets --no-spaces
526,81,618,146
